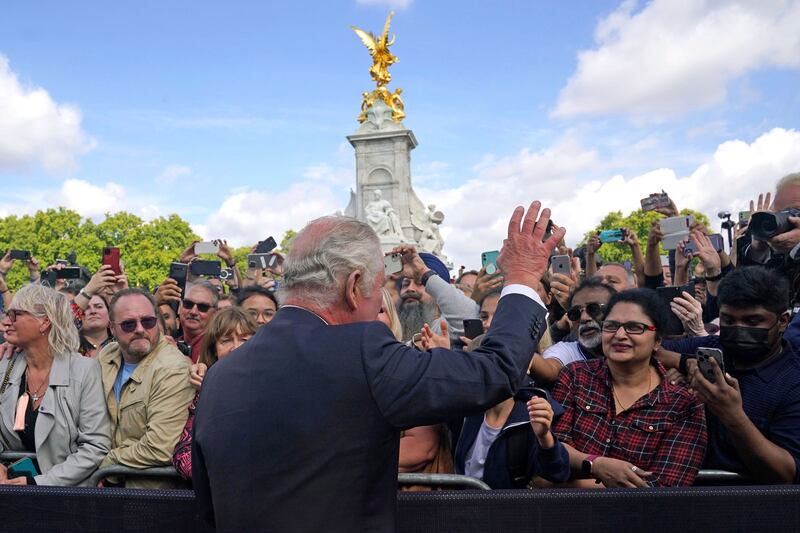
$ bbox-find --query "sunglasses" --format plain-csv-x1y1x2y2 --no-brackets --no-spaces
601,320,656,335
116,316,158,334
182,299,215,313
5,309,32,323
567,303,607,322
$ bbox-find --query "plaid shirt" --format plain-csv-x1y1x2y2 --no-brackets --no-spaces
552,358,707,487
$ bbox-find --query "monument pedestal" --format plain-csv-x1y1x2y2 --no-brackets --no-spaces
344,101,451,268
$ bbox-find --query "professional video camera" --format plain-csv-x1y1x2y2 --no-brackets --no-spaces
750,208,800,240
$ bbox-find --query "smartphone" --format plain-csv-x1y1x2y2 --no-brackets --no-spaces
683,240,696,257
660,215,694,250
481,250,500,276
598,229,625,243
383,253,403,276
40,270,57,288
194,241,219,255
640,193,670,212
55,267,82,279
656,286,686,337
738,210,751,225
9,249,31,261
102,247,121,275
169,262,188,296
248,253,278,270
514,386,552,403
463,319,484,340
550,254,571,276
708,234,724,252
7,457,39,480
254,236,278,254
190,260,221,277
697,347,724,383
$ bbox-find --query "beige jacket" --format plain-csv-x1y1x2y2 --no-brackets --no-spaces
0,352,111,486
98,337,193,487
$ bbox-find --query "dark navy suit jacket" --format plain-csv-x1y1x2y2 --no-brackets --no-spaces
192,292,546,532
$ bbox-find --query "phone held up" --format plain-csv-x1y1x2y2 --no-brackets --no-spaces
9,249,31,261
463,319,484,340
481,250,500,276
102,247,121,275
194,241,220,255
598,228,626,244
383,253,402,276
640,192,670,212
550,255,571,276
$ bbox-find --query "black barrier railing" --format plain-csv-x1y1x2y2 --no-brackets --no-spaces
1,484,799,533
88,464,182,486
0,451,36,462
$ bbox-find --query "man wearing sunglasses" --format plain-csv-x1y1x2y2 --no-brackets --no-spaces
536,278,617,383
96,288,194,488
177,281,219,363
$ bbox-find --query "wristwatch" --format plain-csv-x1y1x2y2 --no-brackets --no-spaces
79,288,93,300
705,271,723,282
419,270,438,287
581,454,600,478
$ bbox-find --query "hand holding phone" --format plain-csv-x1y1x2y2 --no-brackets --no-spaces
481,250,500,276
102,247,121,275
550,255,571,275
195,241,220,255
696,347,724,383
383,253,403,276
10,249,31,261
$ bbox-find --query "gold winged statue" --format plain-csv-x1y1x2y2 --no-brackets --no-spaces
352,12,405,123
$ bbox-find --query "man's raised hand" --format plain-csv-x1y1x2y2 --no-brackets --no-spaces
497,201,566,289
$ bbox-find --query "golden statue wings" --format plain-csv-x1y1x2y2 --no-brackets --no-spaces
352,11,398,87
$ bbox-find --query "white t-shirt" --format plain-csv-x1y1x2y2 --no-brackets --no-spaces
542,341,587,367
464,418,503,480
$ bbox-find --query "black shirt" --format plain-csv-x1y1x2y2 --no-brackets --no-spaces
16,373,39,453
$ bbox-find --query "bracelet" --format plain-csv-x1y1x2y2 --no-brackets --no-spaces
79,288,93,300
705,271,723,282
419,270,438,287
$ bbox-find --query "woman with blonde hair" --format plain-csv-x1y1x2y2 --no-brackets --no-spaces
0,284,111,486
173,307,258,480
378,288,455,487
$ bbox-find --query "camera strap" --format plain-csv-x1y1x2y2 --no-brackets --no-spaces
0,356,17,396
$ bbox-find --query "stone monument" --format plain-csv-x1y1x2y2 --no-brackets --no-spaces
344,12,450,266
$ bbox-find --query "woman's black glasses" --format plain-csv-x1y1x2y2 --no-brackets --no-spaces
117,316,158,333
566,303,606,322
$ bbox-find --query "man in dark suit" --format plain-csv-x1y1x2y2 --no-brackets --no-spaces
193,201,565,532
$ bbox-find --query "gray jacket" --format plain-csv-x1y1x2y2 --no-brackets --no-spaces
0,352,111,486
427,274,480,340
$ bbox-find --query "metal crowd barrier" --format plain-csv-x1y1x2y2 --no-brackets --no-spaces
0,451,37,462
398,473,491,490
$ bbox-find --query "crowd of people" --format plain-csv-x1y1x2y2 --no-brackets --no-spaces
1,171,799,493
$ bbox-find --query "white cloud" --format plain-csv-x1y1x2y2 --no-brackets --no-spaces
0,54,94,173
418,128,800,270
553,0,800,119
194,181,343,246
302,163,353,187
157,164,192,185
0,178,166,221
356,0,412,9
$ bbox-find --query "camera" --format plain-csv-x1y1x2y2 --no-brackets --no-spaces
749,208,800,240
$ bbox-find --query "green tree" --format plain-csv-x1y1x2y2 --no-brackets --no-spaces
582,209,711,264
278,229,296,255
0,208,199,291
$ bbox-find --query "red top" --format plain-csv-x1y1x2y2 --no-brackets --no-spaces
552,357,707,487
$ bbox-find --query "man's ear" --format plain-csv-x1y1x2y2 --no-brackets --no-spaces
344,271,362,311
779,311,791,332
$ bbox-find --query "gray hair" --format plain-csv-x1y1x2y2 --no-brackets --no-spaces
11,284,80,356
279,216,382,308
185,280,220,306
598,262,637,288
776,172,800,194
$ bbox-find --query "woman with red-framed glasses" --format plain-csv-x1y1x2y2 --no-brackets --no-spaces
534,288,707,489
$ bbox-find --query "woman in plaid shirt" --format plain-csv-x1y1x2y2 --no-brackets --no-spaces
551,289,707,487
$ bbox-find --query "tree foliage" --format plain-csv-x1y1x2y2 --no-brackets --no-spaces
0,209,300,291
582,208,711,264
0,209,199,291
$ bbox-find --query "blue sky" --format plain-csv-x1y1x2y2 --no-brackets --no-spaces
1,0,799,269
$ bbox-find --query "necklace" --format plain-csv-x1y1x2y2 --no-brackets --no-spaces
611,369,652,413
26,369,49,403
